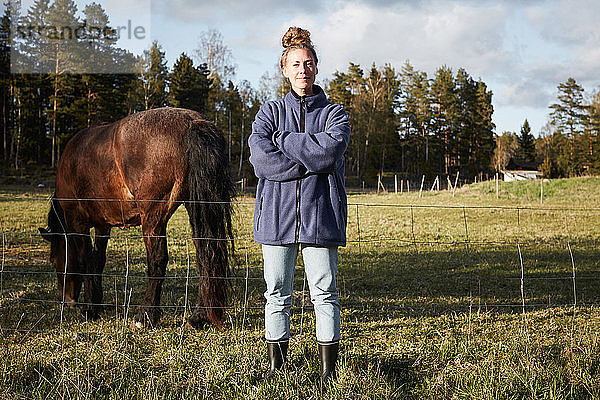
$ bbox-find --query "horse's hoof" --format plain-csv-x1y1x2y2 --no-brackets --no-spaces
132,310,159,330
81,306,102,321
183,321,196,331
131,320,146,330
185,319,207,330
186,314,209,330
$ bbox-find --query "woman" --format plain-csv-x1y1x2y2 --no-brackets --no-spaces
249,26,350,383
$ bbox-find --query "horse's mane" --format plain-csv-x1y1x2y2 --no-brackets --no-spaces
47,196,65,234
89,120,110,128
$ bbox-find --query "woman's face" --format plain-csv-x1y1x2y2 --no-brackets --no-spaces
282,48,318,96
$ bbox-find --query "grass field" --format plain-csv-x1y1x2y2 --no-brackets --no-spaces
2,177,600,399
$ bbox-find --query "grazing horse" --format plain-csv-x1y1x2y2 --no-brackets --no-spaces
39,107,235,329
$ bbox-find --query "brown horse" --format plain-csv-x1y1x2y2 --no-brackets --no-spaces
39,107,235,328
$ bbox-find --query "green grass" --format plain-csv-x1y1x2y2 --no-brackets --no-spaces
2,177,600,399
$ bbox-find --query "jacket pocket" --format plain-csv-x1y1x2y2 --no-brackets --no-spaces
332,174,345,226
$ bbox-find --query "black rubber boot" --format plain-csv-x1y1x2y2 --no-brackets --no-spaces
264,340,288,381
318,341,339,384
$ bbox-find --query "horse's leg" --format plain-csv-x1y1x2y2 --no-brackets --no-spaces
134,219,168,329
73,226,100,320
86,226,111,319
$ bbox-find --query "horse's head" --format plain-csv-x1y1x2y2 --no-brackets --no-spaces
39,198,82,306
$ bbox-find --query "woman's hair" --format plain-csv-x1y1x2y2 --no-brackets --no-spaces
280,27,318,69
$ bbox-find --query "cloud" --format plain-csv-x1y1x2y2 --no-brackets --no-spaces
498,78,554,109
153,0,325,24
312,1,515,78
527,0,600,47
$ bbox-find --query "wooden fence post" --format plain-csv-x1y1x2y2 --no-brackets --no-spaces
496,172,499,199
453,171,460,197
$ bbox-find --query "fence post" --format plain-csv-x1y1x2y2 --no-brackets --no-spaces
377,174,386,193
430,176,439,192
496,172,499,199
419,175,425,198
453,171,460,197
395,175,398,194
540,178,544,204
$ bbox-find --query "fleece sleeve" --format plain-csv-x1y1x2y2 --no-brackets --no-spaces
248,103,307,182
273,106,350,173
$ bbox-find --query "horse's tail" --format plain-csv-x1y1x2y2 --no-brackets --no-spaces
186,118,235,327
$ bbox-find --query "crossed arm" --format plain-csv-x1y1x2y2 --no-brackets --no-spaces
249,104,350,182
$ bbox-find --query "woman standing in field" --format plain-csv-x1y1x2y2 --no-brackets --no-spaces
248,26,350,384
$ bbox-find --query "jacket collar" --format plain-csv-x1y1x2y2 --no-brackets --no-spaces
285,85,327,109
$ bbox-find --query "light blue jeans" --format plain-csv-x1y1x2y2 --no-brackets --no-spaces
262,243,340,343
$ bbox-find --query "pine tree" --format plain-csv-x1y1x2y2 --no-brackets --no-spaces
550,78,587,139
68,4,136,128
399,61,433,177
130,41,169,111
327,68,360,177
431,66,457,174
549,77,588,175
169,53,210,112
1,1,12,165
454,69,478,177
517,119,535,163
474,80,495,173
326,63,365,179
589,91,600,136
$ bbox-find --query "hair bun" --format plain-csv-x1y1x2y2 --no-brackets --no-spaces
282,27,312,49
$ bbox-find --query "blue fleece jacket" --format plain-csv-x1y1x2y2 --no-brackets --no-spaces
249,86,350,246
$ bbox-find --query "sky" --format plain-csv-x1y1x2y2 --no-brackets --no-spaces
10,0,600,137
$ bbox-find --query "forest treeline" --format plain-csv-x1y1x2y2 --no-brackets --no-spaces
494,78,600,178
2,0,600,185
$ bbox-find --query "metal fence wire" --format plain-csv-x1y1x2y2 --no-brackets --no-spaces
1,194,600,336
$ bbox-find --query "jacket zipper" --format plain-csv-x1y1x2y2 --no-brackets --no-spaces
299,96,305,133
295,96,306,243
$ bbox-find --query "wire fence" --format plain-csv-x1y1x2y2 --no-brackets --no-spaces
1,193,600,337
